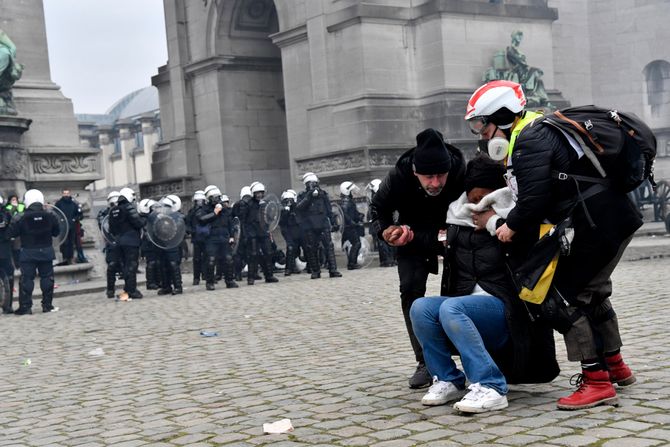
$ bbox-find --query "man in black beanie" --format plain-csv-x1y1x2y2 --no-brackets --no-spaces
370,128,466,389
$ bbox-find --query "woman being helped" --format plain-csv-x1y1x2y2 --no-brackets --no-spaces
410,155,558,414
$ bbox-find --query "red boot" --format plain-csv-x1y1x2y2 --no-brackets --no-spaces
605,353,636,386
557,369,618,410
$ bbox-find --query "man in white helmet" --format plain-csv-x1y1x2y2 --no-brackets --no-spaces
197,185,239,290
108,187,145,299
366,179,396,267
54,188,84,265
296,173,342,279
279,189,302,276
232,185,253,281
369,128,466,389
186,190,207,285
97,191,123,298
0,193,16,313
138,199,162,291
339,181,365,270
7,189,61,314
154,195,185,295
238,182,278,285
465,80,640,410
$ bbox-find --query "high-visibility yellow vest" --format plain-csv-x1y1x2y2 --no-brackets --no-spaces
507,110,544,160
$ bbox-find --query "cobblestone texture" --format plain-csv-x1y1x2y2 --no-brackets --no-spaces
2,258,669,446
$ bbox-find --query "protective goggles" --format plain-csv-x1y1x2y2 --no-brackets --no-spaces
467,117,490,135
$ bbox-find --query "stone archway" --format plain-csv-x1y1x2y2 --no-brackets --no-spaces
200,0,289,196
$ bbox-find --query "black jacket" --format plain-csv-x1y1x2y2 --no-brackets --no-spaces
341,195,364,239
296,187,334,231
8,203,61,262
369,143,465,273
0,208,14,259
108,199,145,247
279,201,302,242
197,203,235,242
507,122,643,298
442,224,560,384
55,196,83,224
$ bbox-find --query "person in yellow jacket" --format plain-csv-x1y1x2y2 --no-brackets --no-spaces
464,80,640,411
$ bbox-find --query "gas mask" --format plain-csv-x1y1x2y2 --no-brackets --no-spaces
478,137,509,161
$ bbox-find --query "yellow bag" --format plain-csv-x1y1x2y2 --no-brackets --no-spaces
518,224,559,304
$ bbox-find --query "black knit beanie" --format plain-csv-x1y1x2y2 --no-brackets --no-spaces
413,128,452,175
464,155,507,192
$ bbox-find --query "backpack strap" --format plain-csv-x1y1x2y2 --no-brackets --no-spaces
551,171,610,230
544,118,608,178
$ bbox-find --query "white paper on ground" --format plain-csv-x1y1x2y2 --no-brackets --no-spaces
262,418,294,434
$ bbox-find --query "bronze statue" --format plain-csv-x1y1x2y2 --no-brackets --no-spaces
483,30,550,108
0,29,24,115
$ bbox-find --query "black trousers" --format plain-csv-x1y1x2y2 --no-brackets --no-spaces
397,255,431,363
119,245,140,293
0,257,14,311
19,260,54,311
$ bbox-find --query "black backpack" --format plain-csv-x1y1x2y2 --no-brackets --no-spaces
542,105,657,192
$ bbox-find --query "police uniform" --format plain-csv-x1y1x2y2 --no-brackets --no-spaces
0,205,15,313
241,193,278,285
279,195,303,276
340,194,365,270
108,196,145,298
8,198,61,314
186,200,207,285
295,181,341,279
97,206,124,298
197,199,238,290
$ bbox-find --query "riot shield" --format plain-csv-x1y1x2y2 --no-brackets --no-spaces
330,202,344,247
146,206,186,250
45,204,69,249
100,214,118,246
260,193,281,233
230,216,242,254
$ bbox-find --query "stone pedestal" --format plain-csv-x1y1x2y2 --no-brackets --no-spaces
0,116,31,196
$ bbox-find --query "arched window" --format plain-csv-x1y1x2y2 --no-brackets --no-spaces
643,60,670,115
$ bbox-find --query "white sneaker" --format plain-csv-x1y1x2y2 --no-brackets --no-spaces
453,383,508,413
421,377,464,406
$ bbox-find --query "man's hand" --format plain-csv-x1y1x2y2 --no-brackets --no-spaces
496,223,516,243
472,209,496,231
229,237,235,245
214,203,223,215
382,225,414,246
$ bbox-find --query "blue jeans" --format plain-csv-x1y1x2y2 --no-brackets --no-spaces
410,295,510,395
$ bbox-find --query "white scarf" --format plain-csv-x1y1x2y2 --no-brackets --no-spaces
446,187,515,236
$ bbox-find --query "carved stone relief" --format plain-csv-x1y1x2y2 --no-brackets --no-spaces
31,155,98,175
296,151,366,176
0,146,27,178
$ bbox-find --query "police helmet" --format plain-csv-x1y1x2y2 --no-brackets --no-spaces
24,189,45,208
303,172,319,185
119,187,135,203
250,182,265,194
240,186,252,199
161,194,182,212
192,190,206,202
340,181,359,196
281,189,297,201
367,179,382,194
138,198,154,215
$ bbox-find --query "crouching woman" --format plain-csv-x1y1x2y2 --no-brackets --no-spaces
410,156,559,414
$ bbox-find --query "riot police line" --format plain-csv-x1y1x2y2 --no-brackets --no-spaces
89,172,398,301
0,174,396,312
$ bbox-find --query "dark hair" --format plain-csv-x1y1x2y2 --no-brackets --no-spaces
464,155,507,192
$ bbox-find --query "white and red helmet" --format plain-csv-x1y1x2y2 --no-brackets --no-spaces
465,80,526,129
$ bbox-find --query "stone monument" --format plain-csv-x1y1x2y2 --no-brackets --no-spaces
483,30,552,108
1,0,102,277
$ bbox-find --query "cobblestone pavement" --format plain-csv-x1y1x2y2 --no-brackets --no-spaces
2,258,670,447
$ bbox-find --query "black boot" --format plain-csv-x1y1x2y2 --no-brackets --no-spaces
325,241,342,278
170,261,183,294
284,245,295,277
145,260,159,290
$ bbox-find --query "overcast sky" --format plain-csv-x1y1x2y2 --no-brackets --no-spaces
43,0,167,115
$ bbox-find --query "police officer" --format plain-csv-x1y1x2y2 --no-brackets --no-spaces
339,181,365,270
186,190,207,285
8,189,61,315
366,179,397,267
138,198,162,291
296,173,342,279
232,186,252,282
279,189,303,276
156,194,185,295
98,191,122,298
198,185,239,290
0,194,15,313
108,187,145,299
240,182,279,285
54,188,83,265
